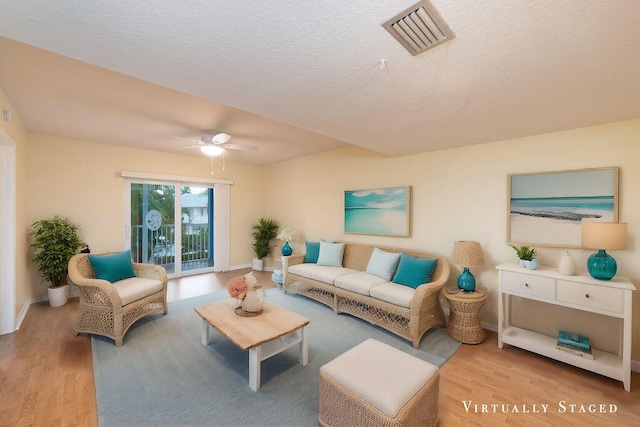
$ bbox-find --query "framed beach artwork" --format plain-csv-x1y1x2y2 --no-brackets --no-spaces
507,167,619,247
344,186,411,237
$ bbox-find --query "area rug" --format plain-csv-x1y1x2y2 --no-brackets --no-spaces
92,288,460,426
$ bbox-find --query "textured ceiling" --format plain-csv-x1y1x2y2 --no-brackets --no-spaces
1,0,640,165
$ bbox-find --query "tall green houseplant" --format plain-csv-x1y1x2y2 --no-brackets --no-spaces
30,216,83,288
251,218,279,260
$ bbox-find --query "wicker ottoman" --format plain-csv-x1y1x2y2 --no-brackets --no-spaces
319,339,439,427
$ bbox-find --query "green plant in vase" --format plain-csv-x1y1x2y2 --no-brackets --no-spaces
510,245,538,269
250,218,279,271
30,216,83,306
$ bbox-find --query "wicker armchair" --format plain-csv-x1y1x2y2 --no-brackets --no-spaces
68,253,168,346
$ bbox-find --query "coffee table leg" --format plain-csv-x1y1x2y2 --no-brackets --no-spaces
201,319,210,346
249,346,262,391
299,326,308,366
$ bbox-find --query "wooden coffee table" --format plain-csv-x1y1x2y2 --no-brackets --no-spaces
194,299,310,391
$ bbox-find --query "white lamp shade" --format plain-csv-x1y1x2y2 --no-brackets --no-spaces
581,221,627,250
201,145,224,156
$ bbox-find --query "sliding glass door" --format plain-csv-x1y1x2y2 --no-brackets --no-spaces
180,186,214,273
127,180,214,277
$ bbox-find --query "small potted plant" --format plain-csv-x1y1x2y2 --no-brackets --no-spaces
510,245,538,270
30,216,83,306
250,218,279,271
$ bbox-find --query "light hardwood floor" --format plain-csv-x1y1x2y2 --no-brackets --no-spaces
1,270,637,426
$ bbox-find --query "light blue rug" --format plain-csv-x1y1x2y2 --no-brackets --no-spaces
92,289,460,426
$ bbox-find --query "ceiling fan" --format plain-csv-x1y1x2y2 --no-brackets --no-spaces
168,130,258,156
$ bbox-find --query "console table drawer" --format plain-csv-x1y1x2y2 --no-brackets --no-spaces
502,271,555,299
557,280,624,314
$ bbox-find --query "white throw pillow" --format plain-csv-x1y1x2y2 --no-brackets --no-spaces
316,242,345,267
366,247,401,281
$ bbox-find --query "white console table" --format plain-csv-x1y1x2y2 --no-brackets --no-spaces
496,262,635,391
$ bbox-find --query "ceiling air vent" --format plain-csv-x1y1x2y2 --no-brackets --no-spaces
382,0,454,56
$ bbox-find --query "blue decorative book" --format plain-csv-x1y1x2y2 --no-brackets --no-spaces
558,330,591,351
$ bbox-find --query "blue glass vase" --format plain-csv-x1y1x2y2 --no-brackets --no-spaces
457,267,476,292
281,241,292,256
587,249,617,280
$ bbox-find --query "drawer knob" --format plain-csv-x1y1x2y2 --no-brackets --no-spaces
525,283,529,288
585,293,590,299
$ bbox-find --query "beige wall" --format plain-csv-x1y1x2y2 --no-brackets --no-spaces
0,88,30,322
8,100,640,361
26,134,263,298
262,119,640,359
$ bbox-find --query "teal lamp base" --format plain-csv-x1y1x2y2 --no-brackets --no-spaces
457,267,476,292
587,249,617,280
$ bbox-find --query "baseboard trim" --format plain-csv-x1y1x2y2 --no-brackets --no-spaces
14,299,31,330
230,264,275,272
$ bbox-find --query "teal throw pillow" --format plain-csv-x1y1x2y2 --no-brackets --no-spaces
366,247,401,281
304,241,321,263
88,250,136,283
392,253,438,289
316,242,345,267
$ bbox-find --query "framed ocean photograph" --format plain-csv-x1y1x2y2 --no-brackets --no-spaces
344,186,411,237
507,167,619,247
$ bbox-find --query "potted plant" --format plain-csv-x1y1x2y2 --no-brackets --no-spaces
250,218,279,271
30,216,83,307
510,245,538,269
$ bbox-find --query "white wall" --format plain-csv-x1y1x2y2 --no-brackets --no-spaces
0,88,29,330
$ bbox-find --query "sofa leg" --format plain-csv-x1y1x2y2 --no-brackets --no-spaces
115,338,123,347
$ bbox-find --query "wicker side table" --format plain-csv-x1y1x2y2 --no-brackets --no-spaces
444,288,487,344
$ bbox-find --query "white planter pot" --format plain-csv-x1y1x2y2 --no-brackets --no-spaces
48,285,69,307
252,258,264,271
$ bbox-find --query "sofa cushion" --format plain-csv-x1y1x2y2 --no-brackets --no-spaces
335,271,389,296
88,250,136,283
366,247,401,281
112,277,164,306
369,282,416,308
317,242,345,267
304,241,321,263
392,253,438,289
288,263,357,285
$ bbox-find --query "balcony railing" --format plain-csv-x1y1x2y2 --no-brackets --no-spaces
130,224,212,271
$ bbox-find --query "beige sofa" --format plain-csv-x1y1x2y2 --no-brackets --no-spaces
283,242,450,348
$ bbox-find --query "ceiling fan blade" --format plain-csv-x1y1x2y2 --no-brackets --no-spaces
166,134,202,144
175,145,201,150
220,143,258,151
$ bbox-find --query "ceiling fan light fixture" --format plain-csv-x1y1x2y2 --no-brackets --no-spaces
212,132,232,144
201,145,224,156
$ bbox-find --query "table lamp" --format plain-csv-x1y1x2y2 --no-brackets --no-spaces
581,221,627,280
450,241,485,292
